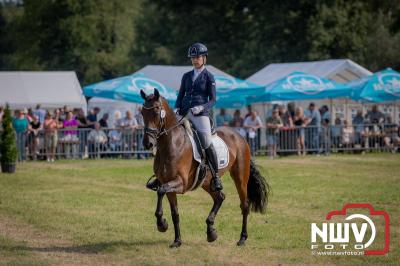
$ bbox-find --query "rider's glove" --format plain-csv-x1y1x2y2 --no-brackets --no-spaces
190,105,204,115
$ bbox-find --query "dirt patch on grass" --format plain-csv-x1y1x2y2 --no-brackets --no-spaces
0,215,117,265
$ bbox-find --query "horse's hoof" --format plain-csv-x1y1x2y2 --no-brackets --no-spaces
207,229,218,242
157,219,168,232
236,238,246,246
169,240,182,248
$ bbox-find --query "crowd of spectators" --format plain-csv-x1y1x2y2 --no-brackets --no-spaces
216,103,400,157
1,102,399,161
0,104,146,162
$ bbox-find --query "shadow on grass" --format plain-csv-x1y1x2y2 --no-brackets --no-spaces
0,239,170,254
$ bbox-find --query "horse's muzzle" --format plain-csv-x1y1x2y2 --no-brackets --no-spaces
143,134,155,150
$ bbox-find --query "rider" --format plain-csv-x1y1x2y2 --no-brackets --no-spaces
146,43,223,192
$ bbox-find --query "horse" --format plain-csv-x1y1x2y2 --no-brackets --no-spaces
140,89,270,248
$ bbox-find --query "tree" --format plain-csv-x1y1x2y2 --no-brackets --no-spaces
0,104,18,173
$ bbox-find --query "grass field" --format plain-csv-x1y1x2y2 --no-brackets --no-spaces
0,154,399,265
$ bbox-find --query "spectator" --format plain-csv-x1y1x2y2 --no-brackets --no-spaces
28,114,41,160
352,110,364,145
26,108,34,123
87,107,101,129
88,122,108,158
293,107,306,156
365,105,384,125
43,112,58,162
342,120,354,150
331,118,342,149
287,102,296,120
304,102,321,154
119,110,138,157
99,113,109,128
321,119,331,155
280,104,294,127
320,105,330,124
62,111,79,158
230,109,245,137
12,110,29,162
54,109,63,124
243,111,263,156
76,109,90,159
33,104,46,125
383,117,400,153
108,111,123,157
216,108,232,127
244,105,253,119
266,109,283,159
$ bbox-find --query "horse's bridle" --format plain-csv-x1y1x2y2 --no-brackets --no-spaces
142,98,185,142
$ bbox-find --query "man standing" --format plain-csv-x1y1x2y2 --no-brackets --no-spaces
304,102,321,154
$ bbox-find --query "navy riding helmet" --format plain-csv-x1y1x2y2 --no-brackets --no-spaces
187,43,208,58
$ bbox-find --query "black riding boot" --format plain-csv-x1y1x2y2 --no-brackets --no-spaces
146,177,161,191
205,144,223,191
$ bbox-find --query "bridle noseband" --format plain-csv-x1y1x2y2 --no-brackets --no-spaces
142,98,184,142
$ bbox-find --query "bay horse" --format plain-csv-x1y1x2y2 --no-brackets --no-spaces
140,89,270,248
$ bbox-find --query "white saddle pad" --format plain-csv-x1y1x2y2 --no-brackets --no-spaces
187,133,229,169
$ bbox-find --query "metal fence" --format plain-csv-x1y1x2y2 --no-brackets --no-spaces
2,123,400,161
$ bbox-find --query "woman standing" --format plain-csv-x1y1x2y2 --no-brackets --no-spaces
293,107,306,156
43,112,58,162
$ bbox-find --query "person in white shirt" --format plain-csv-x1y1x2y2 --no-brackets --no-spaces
88,122,108,158
243,111,263,156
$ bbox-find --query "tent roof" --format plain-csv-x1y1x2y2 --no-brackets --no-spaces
134,65,232,90
0,71,87,109
247,59,373,85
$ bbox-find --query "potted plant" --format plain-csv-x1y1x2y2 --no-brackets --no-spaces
0,104,17,173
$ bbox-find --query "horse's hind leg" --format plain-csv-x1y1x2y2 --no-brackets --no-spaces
230,154,251,246
155,191,168,232
166,192,182,248
203,178,226,242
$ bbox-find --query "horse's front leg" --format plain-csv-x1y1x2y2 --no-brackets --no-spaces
157,178,184,248
155,190,168,232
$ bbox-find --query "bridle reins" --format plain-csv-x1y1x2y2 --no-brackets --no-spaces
142,98,185,142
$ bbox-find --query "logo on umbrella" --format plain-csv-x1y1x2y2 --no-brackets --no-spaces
376,73,400,97
215,75,246,92
93,80,122,94
128,76,175,99
284,74,334,95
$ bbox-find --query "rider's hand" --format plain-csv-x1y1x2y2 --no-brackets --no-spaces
190,105,204,115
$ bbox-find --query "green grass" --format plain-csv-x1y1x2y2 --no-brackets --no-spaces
0,154,399,265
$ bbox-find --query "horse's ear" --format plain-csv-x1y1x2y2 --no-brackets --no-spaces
140,89,146,100
154,88,160,100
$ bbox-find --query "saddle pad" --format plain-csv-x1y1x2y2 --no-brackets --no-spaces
187,133,229,169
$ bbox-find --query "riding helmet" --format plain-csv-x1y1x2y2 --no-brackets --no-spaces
187,43,208,58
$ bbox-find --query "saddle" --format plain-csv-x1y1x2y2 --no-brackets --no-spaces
182,117,214,191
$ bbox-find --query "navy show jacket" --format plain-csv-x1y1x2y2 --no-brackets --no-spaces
175,68,216,116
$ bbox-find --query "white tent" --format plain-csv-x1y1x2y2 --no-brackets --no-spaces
135,65,232,90
0,71,87,110
247,59,372,85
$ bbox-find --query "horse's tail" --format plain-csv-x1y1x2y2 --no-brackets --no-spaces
247,159,270,213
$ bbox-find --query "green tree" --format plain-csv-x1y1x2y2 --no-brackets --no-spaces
0,104,18,167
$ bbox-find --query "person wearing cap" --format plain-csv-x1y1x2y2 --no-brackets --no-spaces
146,43,222,192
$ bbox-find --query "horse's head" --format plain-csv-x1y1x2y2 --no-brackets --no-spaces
140,88,170,150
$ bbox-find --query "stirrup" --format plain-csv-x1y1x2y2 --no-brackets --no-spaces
146,174,160,191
